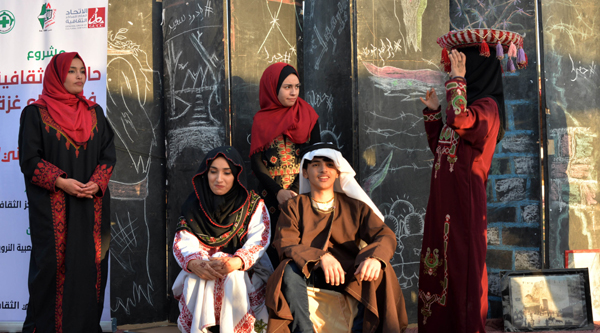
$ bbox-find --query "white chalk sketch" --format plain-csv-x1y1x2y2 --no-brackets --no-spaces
320,123,343,149
567,251,600,321
362,61,446,101
165,29,225,167
307,0,348,70
305,90,334,115
379,197,425,289
359,38,403,63
396,0,428,52
106,28,161,314
257,0,297,63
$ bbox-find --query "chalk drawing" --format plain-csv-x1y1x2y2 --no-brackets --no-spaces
397,0,428,52
543,1,598,50
320,123,343,149
106,28,161,313
569,54,597,82
165,29,225,167
360,38,403,63
257,0,296,62
363,151,393,196
379,196,425,289
450,0,533,31
362,62,446,101
305,90,334,115
307,0,348,70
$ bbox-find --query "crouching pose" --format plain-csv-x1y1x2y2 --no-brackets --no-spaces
172,146,274,333
265,142,408,333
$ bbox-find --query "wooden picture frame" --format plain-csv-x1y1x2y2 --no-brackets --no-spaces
501,269,594,332
565,249,600,322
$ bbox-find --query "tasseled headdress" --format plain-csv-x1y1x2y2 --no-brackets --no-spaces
437,29,527,73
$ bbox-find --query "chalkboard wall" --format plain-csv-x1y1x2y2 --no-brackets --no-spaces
107,0,167,325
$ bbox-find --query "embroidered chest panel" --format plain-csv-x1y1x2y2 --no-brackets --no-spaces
39,107,98,158
264,135,302,190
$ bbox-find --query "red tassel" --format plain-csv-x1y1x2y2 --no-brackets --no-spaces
479,42,490,57
441,48,451,73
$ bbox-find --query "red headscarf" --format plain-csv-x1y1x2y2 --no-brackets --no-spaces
249,63,318,156
33,52,97,145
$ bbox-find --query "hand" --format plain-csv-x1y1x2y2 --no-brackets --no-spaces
55,177,93,198
276,189,298,205
80,181,100,197
354,258,382,282
319,253,345,286
449,49,466,78
187,259,225,281
210,256,244,275
419,88,439,111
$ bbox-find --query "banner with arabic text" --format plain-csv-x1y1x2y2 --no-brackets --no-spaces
0,0,109,328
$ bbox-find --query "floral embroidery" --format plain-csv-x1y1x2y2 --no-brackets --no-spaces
261,190,268,198
434,125,460,178
267,135,301,190
214,277,226,324
234,310,256,333
423,111,442,122
50,191,67,333
93,197,103,301
89,164,114,197
39,106,98,158
177,293,193,333
419,214,451,325
269,206,276,214
32,160,66,192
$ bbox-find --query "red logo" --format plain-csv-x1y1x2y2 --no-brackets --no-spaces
87,7,105,28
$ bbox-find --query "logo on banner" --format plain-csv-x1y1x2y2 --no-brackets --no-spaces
0,10,16,34
37,3,56,30
87,7,105,28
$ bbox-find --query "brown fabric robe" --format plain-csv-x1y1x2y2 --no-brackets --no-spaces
265,193,408,333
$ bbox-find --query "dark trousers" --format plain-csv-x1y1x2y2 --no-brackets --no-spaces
281,262,364,333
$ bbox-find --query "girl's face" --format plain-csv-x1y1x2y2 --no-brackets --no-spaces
277,74,300,107
208,156,235,195
63,57,86,95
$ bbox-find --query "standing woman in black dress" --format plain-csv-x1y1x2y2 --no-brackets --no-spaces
18,52,116,333
250,62,320,265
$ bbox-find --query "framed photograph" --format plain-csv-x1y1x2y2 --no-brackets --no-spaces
501,269,594,332
565,249,600,322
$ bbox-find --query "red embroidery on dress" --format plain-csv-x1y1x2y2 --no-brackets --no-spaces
214,278,226,324
249,284,266,309
234,310,256,333
32,160,65,191
177,293,193,333
94,197,102,302
50,191,67,333
38,107,98,157
90,164,113,195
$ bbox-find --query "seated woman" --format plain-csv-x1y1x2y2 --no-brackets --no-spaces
172,146,273,333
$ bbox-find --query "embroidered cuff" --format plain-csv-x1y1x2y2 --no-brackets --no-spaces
446,80,467,115
234,249,253,271
31,160,66,192
89,164,114,197
423,107,442,123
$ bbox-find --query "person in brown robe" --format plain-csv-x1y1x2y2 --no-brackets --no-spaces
265,143,407,333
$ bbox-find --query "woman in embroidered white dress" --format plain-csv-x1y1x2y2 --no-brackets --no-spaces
172,146,273,333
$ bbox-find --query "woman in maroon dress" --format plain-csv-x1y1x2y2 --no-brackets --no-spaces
250,63,320,265
19,52,116,333
418,29,526,332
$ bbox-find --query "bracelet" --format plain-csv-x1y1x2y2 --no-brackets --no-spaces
451,76,466,81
